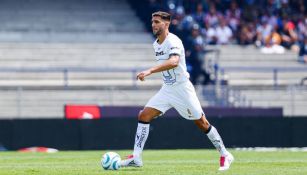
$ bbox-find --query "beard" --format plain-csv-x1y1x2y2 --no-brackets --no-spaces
153,28,163,37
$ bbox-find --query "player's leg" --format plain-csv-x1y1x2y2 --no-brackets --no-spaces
120,107,161,167
171,81,233,171
194,115,228,155
121,87,171,168
194,115,234,171
133,107,161,158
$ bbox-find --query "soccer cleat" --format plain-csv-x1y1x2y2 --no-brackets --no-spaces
120,155,143,167
218,153,234,171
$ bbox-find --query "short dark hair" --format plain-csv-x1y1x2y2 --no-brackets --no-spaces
152,11,171,21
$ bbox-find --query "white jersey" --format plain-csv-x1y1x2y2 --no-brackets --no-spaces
147,33,204,120
153,33,190,85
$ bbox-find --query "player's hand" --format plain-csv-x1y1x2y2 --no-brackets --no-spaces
136,70,152,81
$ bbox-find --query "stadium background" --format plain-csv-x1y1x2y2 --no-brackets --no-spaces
0,0,306,151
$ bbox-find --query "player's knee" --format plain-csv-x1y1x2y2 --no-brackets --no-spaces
194,115,210,132
202,117,210,130
137,110,143,120
203,120,210,130
138,110,152,123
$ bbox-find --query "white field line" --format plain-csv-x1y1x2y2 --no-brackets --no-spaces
235,147,307,152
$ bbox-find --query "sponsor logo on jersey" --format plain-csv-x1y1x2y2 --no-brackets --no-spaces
155,51,165,56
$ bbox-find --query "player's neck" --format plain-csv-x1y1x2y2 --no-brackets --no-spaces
157,30,169,45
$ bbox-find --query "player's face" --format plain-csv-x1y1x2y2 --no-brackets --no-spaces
152,16,167,37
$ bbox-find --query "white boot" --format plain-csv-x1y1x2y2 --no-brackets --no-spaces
218,152,234,171
120,155,143,167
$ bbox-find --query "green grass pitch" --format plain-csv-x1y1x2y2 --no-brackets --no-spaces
0,149,306,175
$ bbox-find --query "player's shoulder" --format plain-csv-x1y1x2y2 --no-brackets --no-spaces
167,33,182,44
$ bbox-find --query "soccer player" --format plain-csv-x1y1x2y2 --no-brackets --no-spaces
120,11,234,171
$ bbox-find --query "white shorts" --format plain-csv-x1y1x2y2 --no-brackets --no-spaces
145,80,204,120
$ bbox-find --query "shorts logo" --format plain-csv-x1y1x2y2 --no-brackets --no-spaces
187,109,193,118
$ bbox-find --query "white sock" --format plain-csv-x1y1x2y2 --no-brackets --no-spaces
206,125,228,156
133,122,150,158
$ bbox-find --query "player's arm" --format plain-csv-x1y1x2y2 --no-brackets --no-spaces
136,54,179,81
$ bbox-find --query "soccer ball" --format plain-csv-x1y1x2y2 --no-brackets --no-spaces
101,152,121,170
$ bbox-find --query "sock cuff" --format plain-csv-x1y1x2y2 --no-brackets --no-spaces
138,121,150,125
205,125,212,134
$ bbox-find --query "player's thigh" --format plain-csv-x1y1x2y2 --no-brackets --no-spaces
145,88,172,117
172,97,203,120
171,82,204,120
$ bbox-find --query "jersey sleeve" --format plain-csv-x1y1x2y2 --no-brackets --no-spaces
168,39,182,56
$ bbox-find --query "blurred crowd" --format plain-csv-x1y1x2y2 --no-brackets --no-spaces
143,0,307,84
